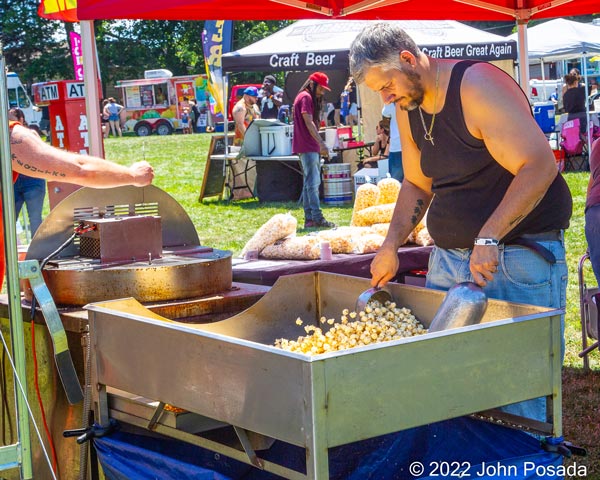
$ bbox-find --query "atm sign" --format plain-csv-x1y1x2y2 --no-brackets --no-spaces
66,82,86,99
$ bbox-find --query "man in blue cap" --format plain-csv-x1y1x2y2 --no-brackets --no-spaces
233,86,260,146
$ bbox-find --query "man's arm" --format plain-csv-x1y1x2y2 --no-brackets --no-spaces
370,105,433,287
462,63,560,286
232,103,247,136
301,112,328,157
10,124,153,188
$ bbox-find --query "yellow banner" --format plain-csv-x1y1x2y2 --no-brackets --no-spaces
39,0,78,21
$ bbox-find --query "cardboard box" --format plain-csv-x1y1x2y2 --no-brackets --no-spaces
353,167,385,193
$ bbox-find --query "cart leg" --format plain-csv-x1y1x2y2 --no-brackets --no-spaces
305,363,329,480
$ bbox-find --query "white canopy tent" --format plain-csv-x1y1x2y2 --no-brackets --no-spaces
509,18,600,154
509,18,600,62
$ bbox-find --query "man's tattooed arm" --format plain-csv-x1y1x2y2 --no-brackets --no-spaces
411,199,425,227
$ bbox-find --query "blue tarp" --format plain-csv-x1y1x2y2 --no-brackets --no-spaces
94,417,563,480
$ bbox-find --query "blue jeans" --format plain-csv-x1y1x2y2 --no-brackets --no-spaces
388,151,403,182
14,175,46,237
585,204,600,284
299,152,324,222
425,236,567,423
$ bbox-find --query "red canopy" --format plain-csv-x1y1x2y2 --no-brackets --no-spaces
77,0,599,21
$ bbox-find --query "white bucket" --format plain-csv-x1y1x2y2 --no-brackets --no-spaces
322,163,353,205
325,127,339,149
260,126,293,156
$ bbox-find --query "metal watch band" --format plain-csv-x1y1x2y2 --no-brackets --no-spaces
474,237,499,246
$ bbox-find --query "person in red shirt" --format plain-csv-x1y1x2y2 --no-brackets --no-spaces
292,72,335,229
1,120,154,284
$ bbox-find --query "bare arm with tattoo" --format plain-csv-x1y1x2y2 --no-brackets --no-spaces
370,105,433,287
370,181,432,287
9,124,154,187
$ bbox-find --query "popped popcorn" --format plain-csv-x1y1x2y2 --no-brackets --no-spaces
275,299,427,354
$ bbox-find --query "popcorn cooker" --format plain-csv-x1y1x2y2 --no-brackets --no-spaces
87,271,563,479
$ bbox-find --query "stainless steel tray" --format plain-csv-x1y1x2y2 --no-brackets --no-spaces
87,272,563,479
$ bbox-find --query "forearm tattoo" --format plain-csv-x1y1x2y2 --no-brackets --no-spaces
10,129,66,178
509,196,542,227
411,199,425,226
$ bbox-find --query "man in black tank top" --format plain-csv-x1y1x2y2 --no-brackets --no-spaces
350,23,571,423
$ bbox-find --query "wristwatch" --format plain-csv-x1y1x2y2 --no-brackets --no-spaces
474,237,499,246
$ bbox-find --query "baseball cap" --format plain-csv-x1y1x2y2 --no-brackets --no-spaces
309,72,331,91
243,87,259,97
263,75,276,85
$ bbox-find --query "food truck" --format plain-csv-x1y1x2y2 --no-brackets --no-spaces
116,69,221,135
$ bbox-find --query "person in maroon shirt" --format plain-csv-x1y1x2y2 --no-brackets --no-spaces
292,72,335,229
585,138,600,283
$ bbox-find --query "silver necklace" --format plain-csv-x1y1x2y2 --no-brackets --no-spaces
418,63,440,146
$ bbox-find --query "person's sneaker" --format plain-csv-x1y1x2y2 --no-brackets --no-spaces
314,218,336,228
304,220,315,228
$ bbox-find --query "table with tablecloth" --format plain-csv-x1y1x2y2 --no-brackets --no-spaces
232,245,432,286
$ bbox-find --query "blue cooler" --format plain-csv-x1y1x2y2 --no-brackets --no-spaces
533,101,556,133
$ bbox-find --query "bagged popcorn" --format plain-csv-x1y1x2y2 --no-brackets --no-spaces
369,223,390,237
414,226,434,246
240,213,297,257
376,178,401,205
261,236,321,260
351,183,380,226
353,203,396,227
317,227,370,254
354,233,386,254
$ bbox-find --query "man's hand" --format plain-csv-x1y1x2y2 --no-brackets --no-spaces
320,142,329,158
470,244,499,287
370,243,399,288
129,161,155,186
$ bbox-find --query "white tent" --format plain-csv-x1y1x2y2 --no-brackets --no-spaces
509,18,600,62
509,18,600,154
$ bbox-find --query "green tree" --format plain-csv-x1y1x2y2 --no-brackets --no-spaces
0,0,72,86
229,21,291,86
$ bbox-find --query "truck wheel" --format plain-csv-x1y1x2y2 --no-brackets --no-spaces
135,123,152,137
156,122,173,136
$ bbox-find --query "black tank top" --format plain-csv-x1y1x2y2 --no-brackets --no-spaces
408,61,572,249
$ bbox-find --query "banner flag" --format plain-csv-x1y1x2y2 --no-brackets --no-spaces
38,0,78,22
69,32,84,81
202,20,233,116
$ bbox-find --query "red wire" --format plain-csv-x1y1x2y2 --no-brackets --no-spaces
30,318,58,475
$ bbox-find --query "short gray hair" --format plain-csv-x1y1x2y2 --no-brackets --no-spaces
349,23,421,84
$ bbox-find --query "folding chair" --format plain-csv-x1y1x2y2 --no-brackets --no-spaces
578,252,599,370
560,118,587,171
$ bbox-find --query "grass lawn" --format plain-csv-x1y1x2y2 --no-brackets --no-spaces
106,133,599,478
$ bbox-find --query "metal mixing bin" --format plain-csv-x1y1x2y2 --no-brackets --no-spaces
87,272,563,480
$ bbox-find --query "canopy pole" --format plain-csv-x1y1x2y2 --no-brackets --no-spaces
0,44,34,480
583,54,593,160
224,74,230,151
517,20,530,97
81,20,104,158
540,58,546,100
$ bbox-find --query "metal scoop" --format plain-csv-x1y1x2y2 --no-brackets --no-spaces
356,287,392,313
